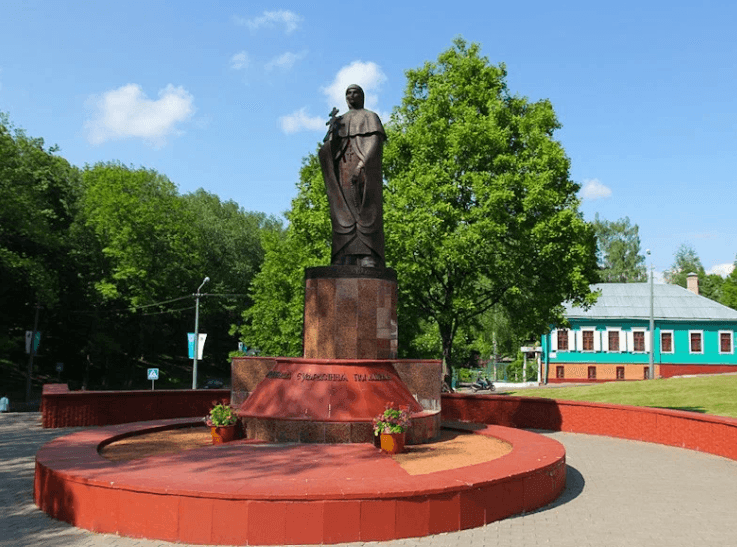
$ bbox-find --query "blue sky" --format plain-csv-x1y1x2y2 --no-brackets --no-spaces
2,0,736,280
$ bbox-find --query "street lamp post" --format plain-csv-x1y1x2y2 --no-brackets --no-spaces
192,276,210,390
647,250,655,380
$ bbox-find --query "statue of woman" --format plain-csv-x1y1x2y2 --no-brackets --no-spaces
319,84,386,268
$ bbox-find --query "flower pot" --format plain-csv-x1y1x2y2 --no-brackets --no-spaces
210,424,237,444
380,432,405,454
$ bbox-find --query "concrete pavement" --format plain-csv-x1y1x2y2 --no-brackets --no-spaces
2,412,737,547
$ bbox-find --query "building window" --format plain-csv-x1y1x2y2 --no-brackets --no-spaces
660,331,674,353
607,330,620,352
644,367,650,380
633,331,645,352
556,366,565,379
557,329,569,351
719,331,733,354
689,331,703,354
582,330,594,351
616,366,625,380
588,366,596,380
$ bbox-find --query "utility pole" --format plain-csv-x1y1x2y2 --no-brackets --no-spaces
647,250,655,380
192,276,210,390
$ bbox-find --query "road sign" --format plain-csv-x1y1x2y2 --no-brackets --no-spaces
147,368,159,380
56,362,64,372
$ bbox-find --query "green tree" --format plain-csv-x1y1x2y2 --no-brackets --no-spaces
235,153,330,356
721,257,737,310
591,214,647,282
383,38,598,365
182,189,282,372
0,113,82,381
80,162,198,305
664,243,723,301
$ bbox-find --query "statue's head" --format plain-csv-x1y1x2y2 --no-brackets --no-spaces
345,84,365,110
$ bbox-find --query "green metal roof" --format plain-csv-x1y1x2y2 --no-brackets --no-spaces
565,283,737,321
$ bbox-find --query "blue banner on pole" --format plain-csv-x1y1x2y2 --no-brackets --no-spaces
187,333,196,359
187,333,207,359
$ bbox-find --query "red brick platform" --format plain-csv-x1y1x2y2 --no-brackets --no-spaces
34,418,566,545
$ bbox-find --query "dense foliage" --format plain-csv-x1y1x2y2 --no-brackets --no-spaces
0,113,279,395
383,39,598,364
665,243,725,303
591,214,647,282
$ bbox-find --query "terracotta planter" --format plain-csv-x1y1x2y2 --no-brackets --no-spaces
210,424,237,444
380,432,406,454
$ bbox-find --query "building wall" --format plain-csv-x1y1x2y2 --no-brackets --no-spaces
543,319,737,381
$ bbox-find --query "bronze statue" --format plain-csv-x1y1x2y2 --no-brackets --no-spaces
319,84,386,268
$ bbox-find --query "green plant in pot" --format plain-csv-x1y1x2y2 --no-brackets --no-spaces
373,403,410,454
205,400,238,444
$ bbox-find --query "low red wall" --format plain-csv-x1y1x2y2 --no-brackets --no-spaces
441,394,737,461
658,364,737,378
41,385,231,428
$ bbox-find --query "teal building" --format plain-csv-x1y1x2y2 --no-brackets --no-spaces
542,283,737,382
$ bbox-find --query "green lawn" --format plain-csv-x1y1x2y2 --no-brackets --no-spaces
505,374,737,418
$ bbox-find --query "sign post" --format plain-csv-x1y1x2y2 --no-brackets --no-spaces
147,368,159,391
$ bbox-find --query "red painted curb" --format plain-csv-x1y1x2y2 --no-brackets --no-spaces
34,418,565,545
441,394,737,461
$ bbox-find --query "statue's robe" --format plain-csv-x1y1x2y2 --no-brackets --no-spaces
319,108,386,267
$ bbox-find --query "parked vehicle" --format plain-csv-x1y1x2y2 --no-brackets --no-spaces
471,376,495,392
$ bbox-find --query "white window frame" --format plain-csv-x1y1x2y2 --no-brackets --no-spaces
551,328,573,352
689,330,704,354
718,330,734,355
605,328,622,353
660,330,675,354
629,328,650,353
579,327,599,352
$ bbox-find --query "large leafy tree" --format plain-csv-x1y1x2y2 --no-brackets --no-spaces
182,189,282,369
383,38,598,364
721,257,737,310
235,153,330,356
0,113,82,380
664,243,723,301
591,214,647,282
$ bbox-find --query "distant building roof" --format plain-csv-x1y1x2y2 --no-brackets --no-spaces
564,283,737,321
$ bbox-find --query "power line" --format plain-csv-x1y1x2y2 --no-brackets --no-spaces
141,305,196,317
69,292,248,315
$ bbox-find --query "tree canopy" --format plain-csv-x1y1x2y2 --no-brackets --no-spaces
721,257,737,311
664,243,723,302
383,38,598,364
235,153,330,357
0,113,278,393
591,214,647,282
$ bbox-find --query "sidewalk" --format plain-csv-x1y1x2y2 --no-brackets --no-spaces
2,412,737,546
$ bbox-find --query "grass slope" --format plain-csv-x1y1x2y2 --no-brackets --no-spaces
506,374,737,418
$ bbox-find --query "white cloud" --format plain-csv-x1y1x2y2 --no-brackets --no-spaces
85,84,195,147
265,50,307,71
279,61,387,135
234,10,302,34
707,262,735,277
321,61,387,112
230,51,249,70
279,108,326,134
580,178,612,201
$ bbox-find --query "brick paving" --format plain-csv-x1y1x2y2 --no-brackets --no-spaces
2,412,737,547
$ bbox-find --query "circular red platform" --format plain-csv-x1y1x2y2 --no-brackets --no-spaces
34,418,566,545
